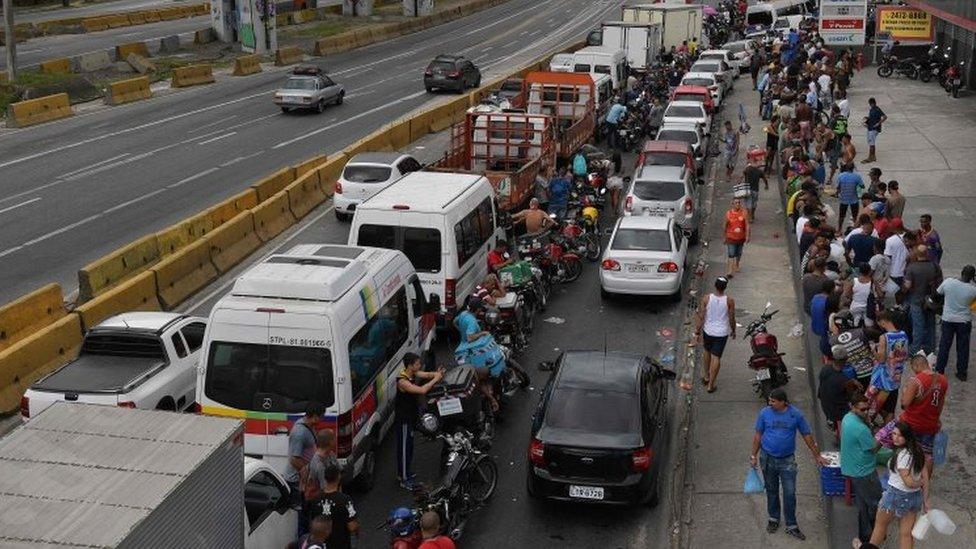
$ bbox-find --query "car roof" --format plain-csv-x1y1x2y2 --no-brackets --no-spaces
347,152,407,165
667,100,706,109
642,140,693,154
556,351,644,394
636,164,686,182
94,312,187,333
433,54,466,62
700,49,731,55
617,215,672,231
674,85,710,95
683,72,716,80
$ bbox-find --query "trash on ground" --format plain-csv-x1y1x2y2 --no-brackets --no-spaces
543,316,565,324
788,324,803,338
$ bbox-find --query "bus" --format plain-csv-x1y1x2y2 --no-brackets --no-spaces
745,0,817,35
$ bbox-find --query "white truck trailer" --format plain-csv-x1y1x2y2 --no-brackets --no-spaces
621,3,704,52
0,402,246,548
586,22,663,72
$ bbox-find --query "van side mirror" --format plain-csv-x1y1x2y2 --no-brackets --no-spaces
428,293,441,313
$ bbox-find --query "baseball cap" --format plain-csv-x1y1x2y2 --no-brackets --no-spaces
889,218,904,231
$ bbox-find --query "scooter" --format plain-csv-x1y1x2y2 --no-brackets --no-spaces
744,302,790,399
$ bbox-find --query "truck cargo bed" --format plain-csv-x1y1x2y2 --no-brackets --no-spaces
32,355,165,394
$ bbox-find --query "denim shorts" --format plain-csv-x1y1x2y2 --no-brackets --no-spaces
867,129,880,146
879,485,923,517
727,242,744,258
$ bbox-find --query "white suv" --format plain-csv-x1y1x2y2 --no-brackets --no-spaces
333,152,423,221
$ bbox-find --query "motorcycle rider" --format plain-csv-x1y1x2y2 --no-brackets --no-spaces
512,198,555,236
473,273,507,307
486,240,513,274
395,353,444,490
418,511,456,549
455,297,504,412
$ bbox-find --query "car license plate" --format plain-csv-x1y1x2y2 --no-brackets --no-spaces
569,485,605,500
755,368,771,381
953,78,962,85
436,397,463,416
626,264,651,273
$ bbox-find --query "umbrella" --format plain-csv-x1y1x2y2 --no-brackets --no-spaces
702,5,718,16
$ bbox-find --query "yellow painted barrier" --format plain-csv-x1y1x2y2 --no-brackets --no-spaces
313,36,343,56
40,58,71,74
294,154,327,178
205,211,262,273
127,11,147,25
77,234,162,302
284,171,326,220
252,190,297,242
75,270,161,331
194,3,211,16
0,283,65,353
251,166,296,203
152,238,218,309
116,41,149,60
233,54,262,76
409,110,432,142
344,130,391,157
159,6,183,20
315,154,347,197
144,9,161,23
428,96,468,132
206,188,259,227
185,209,215,240
171,63,215,88
6,93,73,128
387,119,411,150
275,46,303,66
156,220,194,255
104,75,152,105
105,14,131,28
0,314,82,413
81,17,109,32
0,71,7,84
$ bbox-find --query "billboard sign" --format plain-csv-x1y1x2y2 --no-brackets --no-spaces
819,0,867,46
876,6,934,42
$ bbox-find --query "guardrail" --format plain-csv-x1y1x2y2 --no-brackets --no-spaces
0,37,587,414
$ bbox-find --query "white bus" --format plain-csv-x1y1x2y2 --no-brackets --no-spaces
745,0,816,34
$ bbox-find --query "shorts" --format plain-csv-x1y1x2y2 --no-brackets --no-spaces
916,432,936,457
724,151,737,169
606,179,624,190
879,485,923,518
702,333,729,357
867,129,880,146
744,190,759,209
727,241,744,258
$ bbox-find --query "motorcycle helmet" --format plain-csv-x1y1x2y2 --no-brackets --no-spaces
388,507,416,537
582,206,599,225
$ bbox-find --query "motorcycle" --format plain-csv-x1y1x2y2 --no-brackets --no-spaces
425,364,494,450
518,230,583,284
481,291,531,354
453,324,530,418
743,302,790,399
877,55,919,80
918,45,950,83
380,421,498,545
559,208,602,262
943,62,964,98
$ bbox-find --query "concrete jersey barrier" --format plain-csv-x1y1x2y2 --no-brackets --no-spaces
116,41,149,60
251,191,297,242
0,314,83,413
233,54,263,76
205,211,263,273
0,283,65,353
172,64,215,88
75,270,162,331
78,234,162,302
40,58,71,74
105,76,153,106
152,238,219,309
275,46,304,66
6,93,73,128
285,171,326,220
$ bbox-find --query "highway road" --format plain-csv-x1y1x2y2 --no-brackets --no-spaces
0,0,622,304
14,0,192,24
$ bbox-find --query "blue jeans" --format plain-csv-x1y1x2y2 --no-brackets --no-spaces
936,320,971,376
760,451,798,527
909,302,936,355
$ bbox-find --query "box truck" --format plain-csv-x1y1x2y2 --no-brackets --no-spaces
621,3,704,52
586,22,663,72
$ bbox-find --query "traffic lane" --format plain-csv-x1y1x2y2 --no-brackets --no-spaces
16,0,183,24
0,16,209,69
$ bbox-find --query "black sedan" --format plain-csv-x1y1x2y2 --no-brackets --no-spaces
526,351,675,506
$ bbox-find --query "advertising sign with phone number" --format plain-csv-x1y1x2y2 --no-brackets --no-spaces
819,0,867,46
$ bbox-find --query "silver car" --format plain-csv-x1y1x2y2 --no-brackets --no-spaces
690,60,734,94
274,66,345,113
623,163,701,243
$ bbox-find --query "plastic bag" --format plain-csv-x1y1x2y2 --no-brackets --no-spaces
744,467,764,494
933,431,948,466
928,509,957,535
912,513,931,541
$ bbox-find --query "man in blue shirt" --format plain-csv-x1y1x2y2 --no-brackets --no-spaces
840,395,882,546
936,265,976,380
862,97,886,163
835,163,863,232
604,100,627,150
750,388,827,541
548,169,571,220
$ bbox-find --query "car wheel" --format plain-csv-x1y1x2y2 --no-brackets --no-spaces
600,287,611,300
669,288,682,303
335,210,350,222
644,471,661,508
315,99,325,114
526,470,541,499
351,443,376,493
689,228,700,246
456,82,465,94
280,106,290,114
335,91,344,105
425,86,434,93
474,75,481,87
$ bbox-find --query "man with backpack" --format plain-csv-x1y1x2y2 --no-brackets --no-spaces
286,403,325,536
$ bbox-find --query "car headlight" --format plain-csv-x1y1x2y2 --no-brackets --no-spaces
302,97,311,103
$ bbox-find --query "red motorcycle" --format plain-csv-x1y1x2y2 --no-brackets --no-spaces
943,62,964,98
743,302,789,399
518,232,582,284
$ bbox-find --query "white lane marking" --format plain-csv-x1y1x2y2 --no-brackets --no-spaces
519,31,528,36
22,214,102,247
271,90,426,150
480,46,494,53
0,90,269,170
461,4,541,37
57,153,130,179
103,188,168,214
196,131,238,145
189,115,240,133
220,150,264,167
168,167,220,188
61,151,154,181
190,112,279,141
0,246,24,259
334,48,422,77
183,205,336,314
528,30,540,37
16,47,49,54
0,197,41,215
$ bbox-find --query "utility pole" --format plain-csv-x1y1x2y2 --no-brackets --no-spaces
3,0,16,81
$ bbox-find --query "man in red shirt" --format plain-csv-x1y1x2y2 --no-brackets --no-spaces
724,198,750,278
899,353,948,479
486,240,512,274
418,511,456,549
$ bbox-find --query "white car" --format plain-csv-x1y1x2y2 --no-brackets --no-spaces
662,100,711,132
244,457,298,549
333,152,423,221
690,60,734,94
600,215,688,299
681,72,724,105
722,40,756,72
656,122,709,165
698,49,741,78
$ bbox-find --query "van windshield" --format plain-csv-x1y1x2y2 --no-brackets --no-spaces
357,224,442,273
632,181,686,201
205,342,335,413
747,11,772,27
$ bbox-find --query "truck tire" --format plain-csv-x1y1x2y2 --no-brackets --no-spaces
155,397,176,411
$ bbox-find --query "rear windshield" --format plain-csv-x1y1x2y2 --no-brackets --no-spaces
682,78,712,87
573,64,591,73
642,152,686,167
357,224,442,273
82,333,165,359
632,180,686,201
612,229,672,252
774,19,791,29
673,93,705,103
545,388,638,434
284,78,316,90
205,342,335,412
594,64,611,75
430,61,455,71
665,106,704,118
343,165,392,183
692,63,721,73
747,11,773,27
657,130,697,145
700,53,726,63
726,42,748,53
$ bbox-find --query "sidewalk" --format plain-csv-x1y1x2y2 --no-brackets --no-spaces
682,87,830,547
824,68,976,549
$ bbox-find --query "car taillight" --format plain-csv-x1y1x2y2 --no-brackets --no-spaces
335,180,343,194
20,396,29,418
684,197,694,214
631,446,652,472
118,401,136,408
529,438,546,467
448,70,461,78
336,411,353,457
625,196,633,212
602,259,620,271
425,69,433,76
445,279,456,312
658,262,678,273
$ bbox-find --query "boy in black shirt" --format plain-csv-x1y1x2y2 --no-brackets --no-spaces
310,464,359,549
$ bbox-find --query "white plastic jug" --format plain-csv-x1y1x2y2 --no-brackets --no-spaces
928,509,957,535
911,513,931,541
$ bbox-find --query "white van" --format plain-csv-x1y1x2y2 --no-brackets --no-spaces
197,244,437,487
572,47,628,91
549,53,574,73
349,171,502,321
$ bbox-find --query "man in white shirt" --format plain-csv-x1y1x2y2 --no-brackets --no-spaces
796,204,813,244
835,91,850,118
884,218,908,287
817,72,831,95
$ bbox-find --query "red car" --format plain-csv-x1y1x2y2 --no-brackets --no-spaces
636,140,701,177
670,85,716,114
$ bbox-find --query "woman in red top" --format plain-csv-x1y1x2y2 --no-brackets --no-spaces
899,354,948,479
724,198,750,278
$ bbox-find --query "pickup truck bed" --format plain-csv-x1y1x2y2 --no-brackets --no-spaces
32,355,165,394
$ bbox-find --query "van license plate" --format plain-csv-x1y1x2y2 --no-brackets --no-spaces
569,485,605,500
755,369,771,381
437,397,463,416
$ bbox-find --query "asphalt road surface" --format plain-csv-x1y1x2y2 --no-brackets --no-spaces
0,15,209,69
14,0,193,24
0,0,623,304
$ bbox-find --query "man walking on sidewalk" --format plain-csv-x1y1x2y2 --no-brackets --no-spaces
936,265,976,381
724,198,750,278
862,97,886,163
750,388,828,541
842,395,882,549
694,277,735,394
